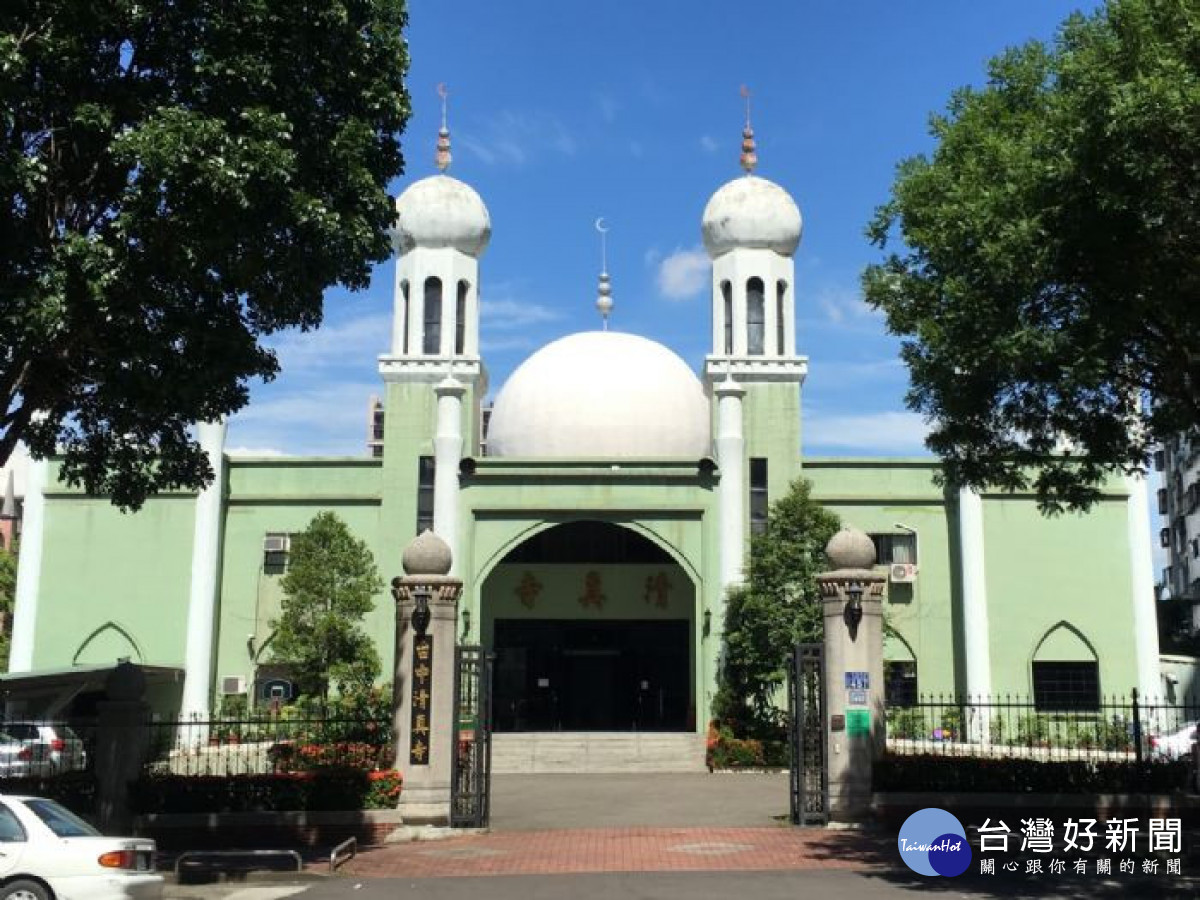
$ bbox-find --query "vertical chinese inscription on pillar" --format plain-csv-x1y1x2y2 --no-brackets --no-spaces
410,634,433,765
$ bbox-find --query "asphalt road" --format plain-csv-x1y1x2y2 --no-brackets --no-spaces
164,870,1200,900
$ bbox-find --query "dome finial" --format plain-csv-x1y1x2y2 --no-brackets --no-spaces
435,83,452,173
739,84,757,175
595,217,613,329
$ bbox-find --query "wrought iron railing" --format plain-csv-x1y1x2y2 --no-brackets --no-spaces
885,691,1200,763
142,713,393,776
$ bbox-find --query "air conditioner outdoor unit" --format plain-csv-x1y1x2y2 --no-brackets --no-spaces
221,675,247,695
890,563,918,584
263,534,289,553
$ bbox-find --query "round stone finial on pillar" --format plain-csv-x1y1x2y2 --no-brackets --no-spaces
825,527,877,571
402,529,453,577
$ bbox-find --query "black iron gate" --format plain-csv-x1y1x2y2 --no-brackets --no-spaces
450,645,494,828
788,641,827,826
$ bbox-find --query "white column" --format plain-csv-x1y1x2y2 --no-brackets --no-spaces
8,457,47,673
181,420,227,722
714,376,747,602
958,486,992,740
433,375,465,572
1127,472,1161,700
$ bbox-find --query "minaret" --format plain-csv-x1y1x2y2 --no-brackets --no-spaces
379,86,492,572
701,89,808,588
387,85,490,367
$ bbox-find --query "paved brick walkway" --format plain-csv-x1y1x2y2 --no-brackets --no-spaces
341,827,890,878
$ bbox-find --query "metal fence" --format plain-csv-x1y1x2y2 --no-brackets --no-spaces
885,692,1199,763
143,714,393,776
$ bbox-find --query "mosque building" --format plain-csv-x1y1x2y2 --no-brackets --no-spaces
3,113,1161,767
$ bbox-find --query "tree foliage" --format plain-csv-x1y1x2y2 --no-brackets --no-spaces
0,542,15,668
863,0,1199,513
1,1,410,509
271,512,383,702
715,479,839,738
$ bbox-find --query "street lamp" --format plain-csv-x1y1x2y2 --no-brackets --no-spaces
845,583,864,630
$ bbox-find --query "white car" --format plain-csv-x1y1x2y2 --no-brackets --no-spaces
0,796,161,900
1149,721,1198,759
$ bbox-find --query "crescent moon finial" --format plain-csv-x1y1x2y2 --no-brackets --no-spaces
594,217,608,234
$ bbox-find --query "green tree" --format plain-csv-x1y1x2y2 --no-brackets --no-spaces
271,512,383,703
863,0,1198,513
0,543,15,668
715,479,840,738
1,1,410,509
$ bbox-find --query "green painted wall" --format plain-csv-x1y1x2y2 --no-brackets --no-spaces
982,496,1137,698
743,381,803,501
36,494,197,670
808,460,959,695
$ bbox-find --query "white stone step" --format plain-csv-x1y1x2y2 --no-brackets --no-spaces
490,731,707,773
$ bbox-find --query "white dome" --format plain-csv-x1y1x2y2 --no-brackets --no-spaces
487,332,711,458
394,174,491,258
701,175,802,259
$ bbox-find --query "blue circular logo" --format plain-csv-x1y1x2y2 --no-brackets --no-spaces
897,808,972,876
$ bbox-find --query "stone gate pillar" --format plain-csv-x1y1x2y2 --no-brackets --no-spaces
816,527,886,823
391,530,462,826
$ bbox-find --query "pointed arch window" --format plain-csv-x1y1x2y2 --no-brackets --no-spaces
721,281,733,354
400,280,410,354
423,277,442,355
456,280,469,355
776,280,787,354
746,277,765,355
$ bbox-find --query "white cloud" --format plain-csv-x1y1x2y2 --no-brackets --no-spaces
814,285,881,326
460,111,576,167
267,312,391,374
595,92,619,124
699,135,719,154
228,381,380,457
656,247,709,301
481,299,564,331
804,411,931,456
226,446,288,458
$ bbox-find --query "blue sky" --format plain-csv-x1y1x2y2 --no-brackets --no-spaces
226,0,1102,458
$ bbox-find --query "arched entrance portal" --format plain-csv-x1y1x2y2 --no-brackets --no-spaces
481,521,696,733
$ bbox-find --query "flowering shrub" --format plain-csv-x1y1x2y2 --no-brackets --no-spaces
268,740,393,772
706,721,788,769
131,768,402,813
365,769,403,807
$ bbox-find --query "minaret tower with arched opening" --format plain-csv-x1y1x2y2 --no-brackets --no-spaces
378,87,491,569
702,94,808,596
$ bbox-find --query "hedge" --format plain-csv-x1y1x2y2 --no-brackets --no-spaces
129,768,402,813
874,754,1191,793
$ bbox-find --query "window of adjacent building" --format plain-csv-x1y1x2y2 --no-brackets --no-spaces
746,277,765,355
400,280,410,354
455,280,468,355
1158,487,1168,515
417,456,435,534
885,660,918,707
423,277,442,355
869,532,917,565
1032,661,1100,712
263,533,291,575
776,281,787,355
722,281,733,354
749,457,768,535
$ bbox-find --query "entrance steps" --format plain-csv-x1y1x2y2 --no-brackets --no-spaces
491,731,708,774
